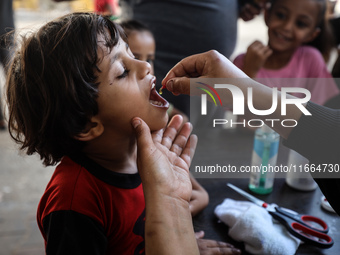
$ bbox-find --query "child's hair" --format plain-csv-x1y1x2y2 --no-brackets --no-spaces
119,19,153,37
6,12,125,166
269,0,335,62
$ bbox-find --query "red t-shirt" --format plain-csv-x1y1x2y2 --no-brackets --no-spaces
37,154,145,254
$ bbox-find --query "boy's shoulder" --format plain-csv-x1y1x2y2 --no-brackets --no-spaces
45,156,98,195
37,155,144,223
37,156,105,220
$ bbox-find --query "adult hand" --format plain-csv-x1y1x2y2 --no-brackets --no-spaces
161,50,302,139
132,115,199,255
133,114,197,200
162,50,248,96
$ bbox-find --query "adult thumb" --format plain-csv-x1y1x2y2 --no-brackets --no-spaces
131,117,154,153
164,77,191,95
165,77,205,97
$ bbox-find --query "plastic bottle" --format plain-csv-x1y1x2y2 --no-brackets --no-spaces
249,124,280,194
285,149,317,191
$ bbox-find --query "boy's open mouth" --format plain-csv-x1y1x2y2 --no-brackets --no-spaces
149,83,169,108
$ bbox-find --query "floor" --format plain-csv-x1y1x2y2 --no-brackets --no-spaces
0,7,70,255
0,130,53,254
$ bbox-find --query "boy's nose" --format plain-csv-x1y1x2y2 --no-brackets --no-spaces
137,59,151,79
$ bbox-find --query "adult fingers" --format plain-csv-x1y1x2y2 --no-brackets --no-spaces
164,77,191,95
161,115,184,149
180,134,198,167
162,53,204,83
132,117,156,160
170,122,192,156
132,118,152,147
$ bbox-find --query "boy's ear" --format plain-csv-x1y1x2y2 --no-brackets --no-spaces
304,27,321,43
74,116,104,142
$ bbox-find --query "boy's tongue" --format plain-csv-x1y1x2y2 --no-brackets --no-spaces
149,88,169,108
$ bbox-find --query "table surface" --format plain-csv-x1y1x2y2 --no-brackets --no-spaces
191,127,340,255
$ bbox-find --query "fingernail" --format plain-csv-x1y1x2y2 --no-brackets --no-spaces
232,248,241,255
166,80,173,91
132,119,141,129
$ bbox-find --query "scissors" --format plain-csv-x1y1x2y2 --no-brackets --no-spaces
227,183,334,249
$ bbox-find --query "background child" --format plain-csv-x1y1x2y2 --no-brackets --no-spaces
5,13,239,255
233,0,339,106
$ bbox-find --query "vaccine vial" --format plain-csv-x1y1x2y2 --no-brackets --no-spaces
249,124,280,194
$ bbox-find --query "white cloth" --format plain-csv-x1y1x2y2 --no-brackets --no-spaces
214,198,300,255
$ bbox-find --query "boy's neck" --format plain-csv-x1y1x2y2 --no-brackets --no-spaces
83,135,138,174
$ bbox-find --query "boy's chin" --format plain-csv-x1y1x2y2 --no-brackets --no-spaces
148,115,169,132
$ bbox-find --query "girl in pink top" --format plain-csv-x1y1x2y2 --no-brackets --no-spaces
233,0,339,105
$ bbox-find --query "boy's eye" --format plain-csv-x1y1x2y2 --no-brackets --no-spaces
147,59,154,65
132,53,140,60
117,68,130,79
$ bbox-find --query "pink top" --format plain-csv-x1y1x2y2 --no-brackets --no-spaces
233,46,339,105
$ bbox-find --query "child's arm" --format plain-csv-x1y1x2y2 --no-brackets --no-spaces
133,115,199,255
189,174,209,216
242,40,272,78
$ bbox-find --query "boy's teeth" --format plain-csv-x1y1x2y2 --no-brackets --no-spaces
151,83,155,89
149,100,163,106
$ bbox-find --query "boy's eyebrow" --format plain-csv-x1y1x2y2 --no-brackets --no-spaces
111,43,130,64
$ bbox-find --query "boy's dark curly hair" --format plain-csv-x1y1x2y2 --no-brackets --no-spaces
6,12,125,166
